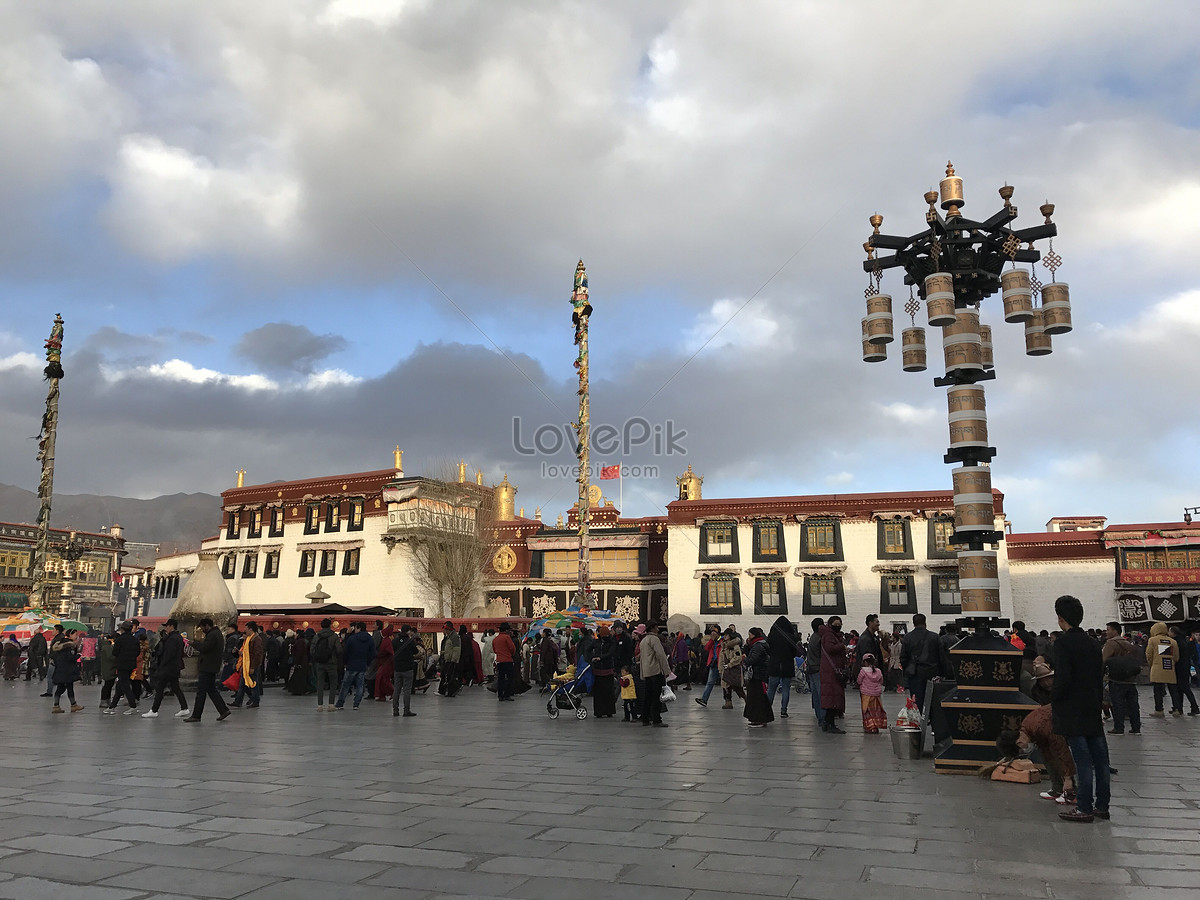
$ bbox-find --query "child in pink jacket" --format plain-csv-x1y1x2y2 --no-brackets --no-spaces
857,653,887,734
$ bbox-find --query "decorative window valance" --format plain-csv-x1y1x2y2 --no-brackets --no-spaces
294,539,365,553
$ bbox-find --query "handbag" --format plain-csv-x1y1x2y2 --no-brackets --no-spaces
821,645,849,687
721,665,743,689
660,685,676,703
990,760,1041,784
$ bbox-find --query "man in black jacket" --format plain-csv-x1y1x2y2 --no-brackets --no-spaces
25,627,48,682
900,613,941,710
391,625,420,718
144,618,189,719
104,620,141,715
1051,595,1110,823
184,618,231,723
766,616,801,718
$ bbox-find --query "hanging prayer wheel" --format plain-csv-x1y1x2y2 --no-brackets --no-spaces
942,308,983,375
901,326,927,372
864,294,894,345
1024,308,1052,356
947,387,988,450
958,549,1001,613
979,324,994,370
1001,269,1033,323
1040,282,1072,334
924,272,957,326
862,318,886,362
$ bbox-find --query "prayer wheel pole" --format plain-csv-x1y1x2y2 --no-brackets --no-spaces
30,314,65,613
861,163,1071,774
570,260,595,608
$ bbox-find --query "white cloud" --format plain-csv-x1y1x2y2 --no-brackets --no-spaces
304,368,362,389
877,402,938,425
107,359,279,393
685,299,781,352
105,134,300,263
824,471,854,487
0,352,40,371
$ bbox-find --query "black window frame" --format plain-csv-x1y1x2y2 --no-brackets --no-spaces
698,521,739,563
221,553,237,579
927,516,957,559
877,518,914,560
342,547,361,576
225,511,239,540
348,499,365,532
299,550,316,578
319,549,337,577
879,573,917,614
264,551,280,579
754,575,788,615
799,519,843,562
304,505,320,536
752,520,786,563
325,501,341,533
801,573,846,615
242,552,258,579
931,572,962,615
247,508,263,540
699,575,742,615
268,506,285,538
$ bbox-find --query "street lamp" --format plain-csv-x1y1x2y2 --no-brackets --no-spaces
1184,507,1200,524
861,162,1071,774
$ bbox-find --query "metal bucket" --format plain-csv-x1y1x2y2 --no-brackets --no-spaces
890,725,924,759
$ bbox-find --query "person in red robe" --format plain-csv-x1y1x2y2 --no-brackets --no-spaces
373,626,395,701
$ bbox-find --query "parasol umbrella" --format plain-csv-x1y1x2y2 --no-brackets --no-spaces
0,610,87,642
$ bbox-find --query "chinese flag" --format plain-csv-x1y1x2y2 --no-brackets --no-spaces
600,465,620,480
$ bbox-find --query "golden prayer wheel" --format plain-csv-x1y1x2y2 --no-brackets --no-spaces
864,293,894,345
951,463,991,498
942,309,982,375
862,318,886,362
1024,307,1052,356
947,386,988,450
939,162,964,212
1001,269,1033,323
959,549,1001,613
901,327,927,372
953,464,994,534
979,324,994,370
924,272,957,326
1040,282,1072,334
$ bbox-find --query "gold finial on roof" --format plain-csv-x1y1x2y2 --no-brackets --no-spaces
236,469,246,488
394,446,404,473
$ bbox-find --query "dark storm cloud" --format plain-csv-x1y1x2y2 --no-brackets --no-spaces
233,322,348,375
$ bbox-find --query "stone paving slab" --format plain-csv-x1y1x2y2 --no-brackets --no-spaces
2,678,1199,898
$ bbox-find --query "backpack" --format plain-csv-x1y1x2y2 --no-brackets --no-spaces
1105,653,1140,681
312,632,333,664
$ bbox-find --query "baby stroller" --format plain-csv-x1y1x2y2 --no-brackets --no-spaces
546,662,591,720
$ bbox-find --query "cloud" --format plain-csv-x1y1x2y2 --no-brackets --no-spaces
233,322,348,375
107,359,279,392
685,299,782,352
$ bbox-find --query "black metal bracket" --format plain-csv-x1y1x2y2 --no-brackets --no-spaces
934,371,996,387
943,446,997,465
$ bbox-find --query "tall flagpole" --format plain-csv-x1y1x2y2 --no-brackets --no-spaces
30,314,64,612
570,261,593,608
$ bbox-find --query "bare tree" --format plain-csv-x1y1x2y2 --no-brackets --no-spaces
404,460,495,619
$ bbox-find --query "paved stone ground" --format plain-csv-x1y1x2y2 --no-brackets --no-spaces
1,677,1197,900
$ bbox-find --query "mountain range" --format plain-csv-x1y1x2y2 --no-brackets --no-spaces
0,483,220,566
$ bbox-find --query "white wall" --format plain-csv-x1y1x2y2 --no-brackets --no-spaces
1009,559,1116,631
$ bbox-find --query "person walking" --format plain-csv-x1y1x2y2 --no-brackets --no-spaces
391,625,420,718
48,629,84,713
373,626,395,702
40,624,64,696
743,627,774,728
592,625,617,718
481,629,496,684
231,621,265,708
766,616,800,718
856,615,882,677
639,626,670,727
104,620,141,715
97,633,116,707
310,619,341,710
492,623,518,703
1146,622,1181,718
1102,622,1141,735
25,627,48,682
184,618,231,723
694,626,723,708
1051,595,1110,823
1169,626,1200,716
143,618,189,719
537,628,558,691
2,635,20,681
438,621,462,697
335,622,375,710
806,619,825,722
819,616,848,734
718,629,746,709
857,653,887,734
671,632,691,690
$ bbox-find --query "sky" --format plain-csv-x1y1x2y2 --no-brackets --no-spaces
2,0,1199,536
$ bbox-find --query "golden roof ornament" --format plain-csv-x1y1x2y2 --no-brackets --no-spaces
939,160,964,216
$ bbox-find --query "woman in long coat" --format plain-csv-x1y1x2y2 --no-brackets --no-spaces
742,627,775,727
49,629,83,712
373,627,395,701
592,626,617,718
819,616,848,734
2,635,21,680
287,629,312,695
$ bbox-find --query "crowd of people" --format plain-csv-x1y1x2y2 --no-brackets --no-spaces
10,601,1197,824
